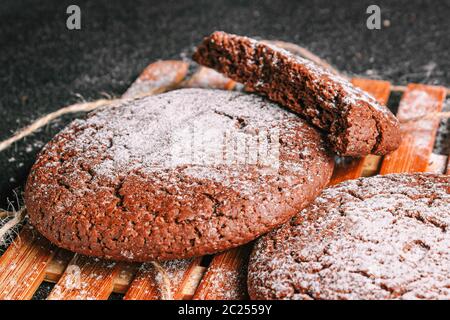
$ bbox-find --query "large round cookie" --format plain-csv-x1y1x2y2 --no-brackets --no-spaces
25,88,334,262
248,173,450,300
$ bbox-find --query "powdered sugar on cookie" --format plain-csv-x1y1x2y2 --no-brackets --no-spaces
248,173,450,300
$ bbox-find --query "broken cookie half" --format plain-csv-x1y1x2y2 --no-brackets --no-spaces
193,31,401,157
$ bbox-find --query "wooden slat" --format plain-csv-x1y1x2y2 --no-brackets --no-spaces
47,255,122,300
380,84,446,174
43,248,138,294
44,250,138,294
0,226,55,300
352,78,392,102
123,258,203,300
113,263,140,294
122,60,189,98
183,66,236,90
193,78,392,299
330,157,366,185
44,249,73,283
193,245,251,300
361,155,382,177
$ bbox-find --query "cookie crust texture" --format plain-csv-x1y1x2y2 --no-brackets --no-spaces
248,173,450,300
25,88,334,262
193,31,401,157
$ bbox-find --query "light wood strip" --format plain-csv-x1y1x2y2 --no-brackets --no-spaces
380,84,446,174
113,263,140,294
123,258,203,300
44,246,139,294
47,254,122,300
193,245,251,300
0,226,56,300
183,66,236,90
361,155,382,177
44,249,73,283
122,60,189,98
44,250,138,295
330,157,367,185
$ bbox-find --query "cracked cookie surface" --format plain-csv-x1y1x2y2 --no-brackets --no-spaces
248,173,450,300
25,88,333,261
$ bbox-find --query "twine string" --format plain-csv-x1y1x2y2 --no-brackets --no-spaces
0,207,25,246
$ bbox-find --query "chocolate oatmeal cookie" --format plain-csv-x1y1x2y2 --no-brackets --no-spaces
248,173,450,300
25,88,334,262
193,31,401,157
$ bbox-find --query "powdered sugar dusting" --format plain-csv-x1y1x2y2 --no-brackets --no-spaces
196,267,248,300
249,173,450,300
42,88,328,196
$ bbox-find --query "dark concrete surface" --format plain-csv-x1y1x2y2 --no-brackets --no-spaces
0,0,449,209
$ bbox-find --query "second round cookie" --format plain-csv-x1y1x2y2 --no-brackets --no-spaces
248,173,450,300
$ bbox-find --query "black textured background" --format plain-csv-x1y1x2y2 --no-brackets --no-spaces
0,0,449,209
